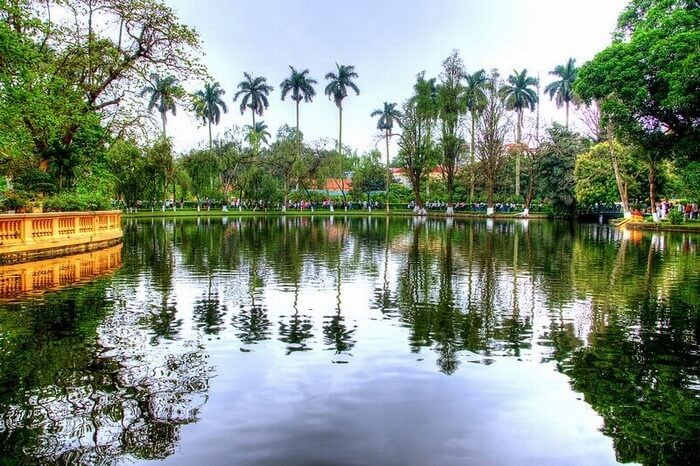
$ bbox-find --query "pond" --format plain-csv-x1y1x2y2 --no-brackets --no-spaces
0,217,698,466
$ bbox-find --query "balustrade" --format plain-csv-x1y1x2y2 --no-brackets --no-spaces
0,211,122,261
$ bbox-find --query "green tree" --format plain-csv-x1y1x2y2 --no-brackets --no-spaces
234,72,273,127
436,51,467,215
352,150,385,208
371,102,401,212
500,69,538,196
476,73,510,212
324,63,360,160
464,69,490,202
396,73,439,214
575,141,645,206
536,124,589,216
245,121,272,154
140,73,183,138
575,0,700,217
193,82,228,151
544,58,578,129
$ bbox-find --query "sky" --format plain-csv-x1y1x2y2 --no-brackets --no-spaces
163,0,629,156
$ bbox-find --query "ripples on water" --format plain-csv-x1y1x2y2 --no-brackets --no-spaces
0,217,698,466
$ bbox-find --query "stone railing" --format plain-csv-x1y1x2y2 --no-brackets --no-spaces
0,243,122,301
0,211,122,264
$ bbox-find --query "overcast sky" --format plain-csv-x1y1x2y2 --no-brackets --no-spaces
163,0,628,156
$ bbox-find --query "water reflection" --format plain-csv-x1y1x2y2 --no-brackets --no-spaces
0,217,697,465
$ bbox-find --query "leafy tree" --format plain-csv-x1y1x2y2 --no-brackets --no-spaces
193,82,228,150
500,69,538,196
234,72,273,127
396,73,439,213
324,63,360,159
536,124,589,216
575,141,645,206
463,69,490,202
371,102,401,212
140,74,183,138
182,148,219,206
436,50,467,215
575,0,700,216
544,58,578,129
266,125,303,210
352,150,385,207
476,73,510,211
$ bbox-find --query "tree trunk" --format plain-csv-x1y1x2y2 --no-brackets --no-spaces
515,110,522,197
470,110,476,203
252,110,256,128
565,101,570,130
161,111,167,139
608,127,630,217
338,106,343,158
385,129,391,213
648,162,658,221
208,122,213,151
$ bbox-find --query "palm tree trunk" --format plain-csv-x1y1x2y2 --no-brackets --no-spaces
386,129,391,213
470,110,476,203
208,121,213,151
161,111,167,139
338,106,343,158
515,110,522,197
565,101,570,130
252,110,256,128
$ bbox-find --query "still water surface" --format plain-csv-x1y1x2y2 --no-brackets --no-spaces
0,217,698,465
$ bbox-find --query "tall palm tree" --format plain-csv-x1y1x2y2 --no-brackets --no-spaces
499,69,538,196
234,72,273,127
193,82,228,150
141,73,182,138
324,64,360,159
544,58,578,129
371,102,401,212
280,66,317,142
463,69,490,202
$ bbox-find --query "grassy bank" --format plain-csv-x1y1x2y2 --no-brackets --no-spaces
122,208,549,220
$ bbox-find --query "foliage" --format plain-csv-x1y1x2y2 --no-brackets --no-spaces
575,0,700,161
544,58,578,128
0,190,29,211
536,124,590,215
575,141,645,205
234,73,273,125
352,151,386,199
668,208,684,224
42,191,111,212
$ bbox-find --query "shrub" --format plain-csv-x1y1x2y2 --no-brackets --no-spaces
668,209,684,225
0,191,29,211
42,192,111,212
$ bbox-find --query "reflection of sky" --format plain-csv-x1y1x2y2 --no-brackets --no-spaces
117,219,627,466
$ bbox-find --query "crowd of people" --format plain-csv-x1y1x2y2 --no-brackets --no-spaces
655,200,699,220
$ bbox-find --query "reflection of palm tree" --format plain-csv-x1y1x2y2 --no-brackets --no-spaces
193,276,225,335
323,226,355,354
278,274,314,354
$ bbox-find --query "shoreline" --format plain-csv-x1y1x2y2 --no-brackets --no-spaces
121,209,550,220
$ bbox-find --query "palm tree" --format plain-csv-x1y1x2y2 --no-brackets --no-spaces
499,69,538,196
324,64,360,159
371,102,401,212
245,121,272,148
280,66,317,143
463,69,490,202
141,73,182,138
234,72,273,127
544,58,578,129
193,82,228,150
